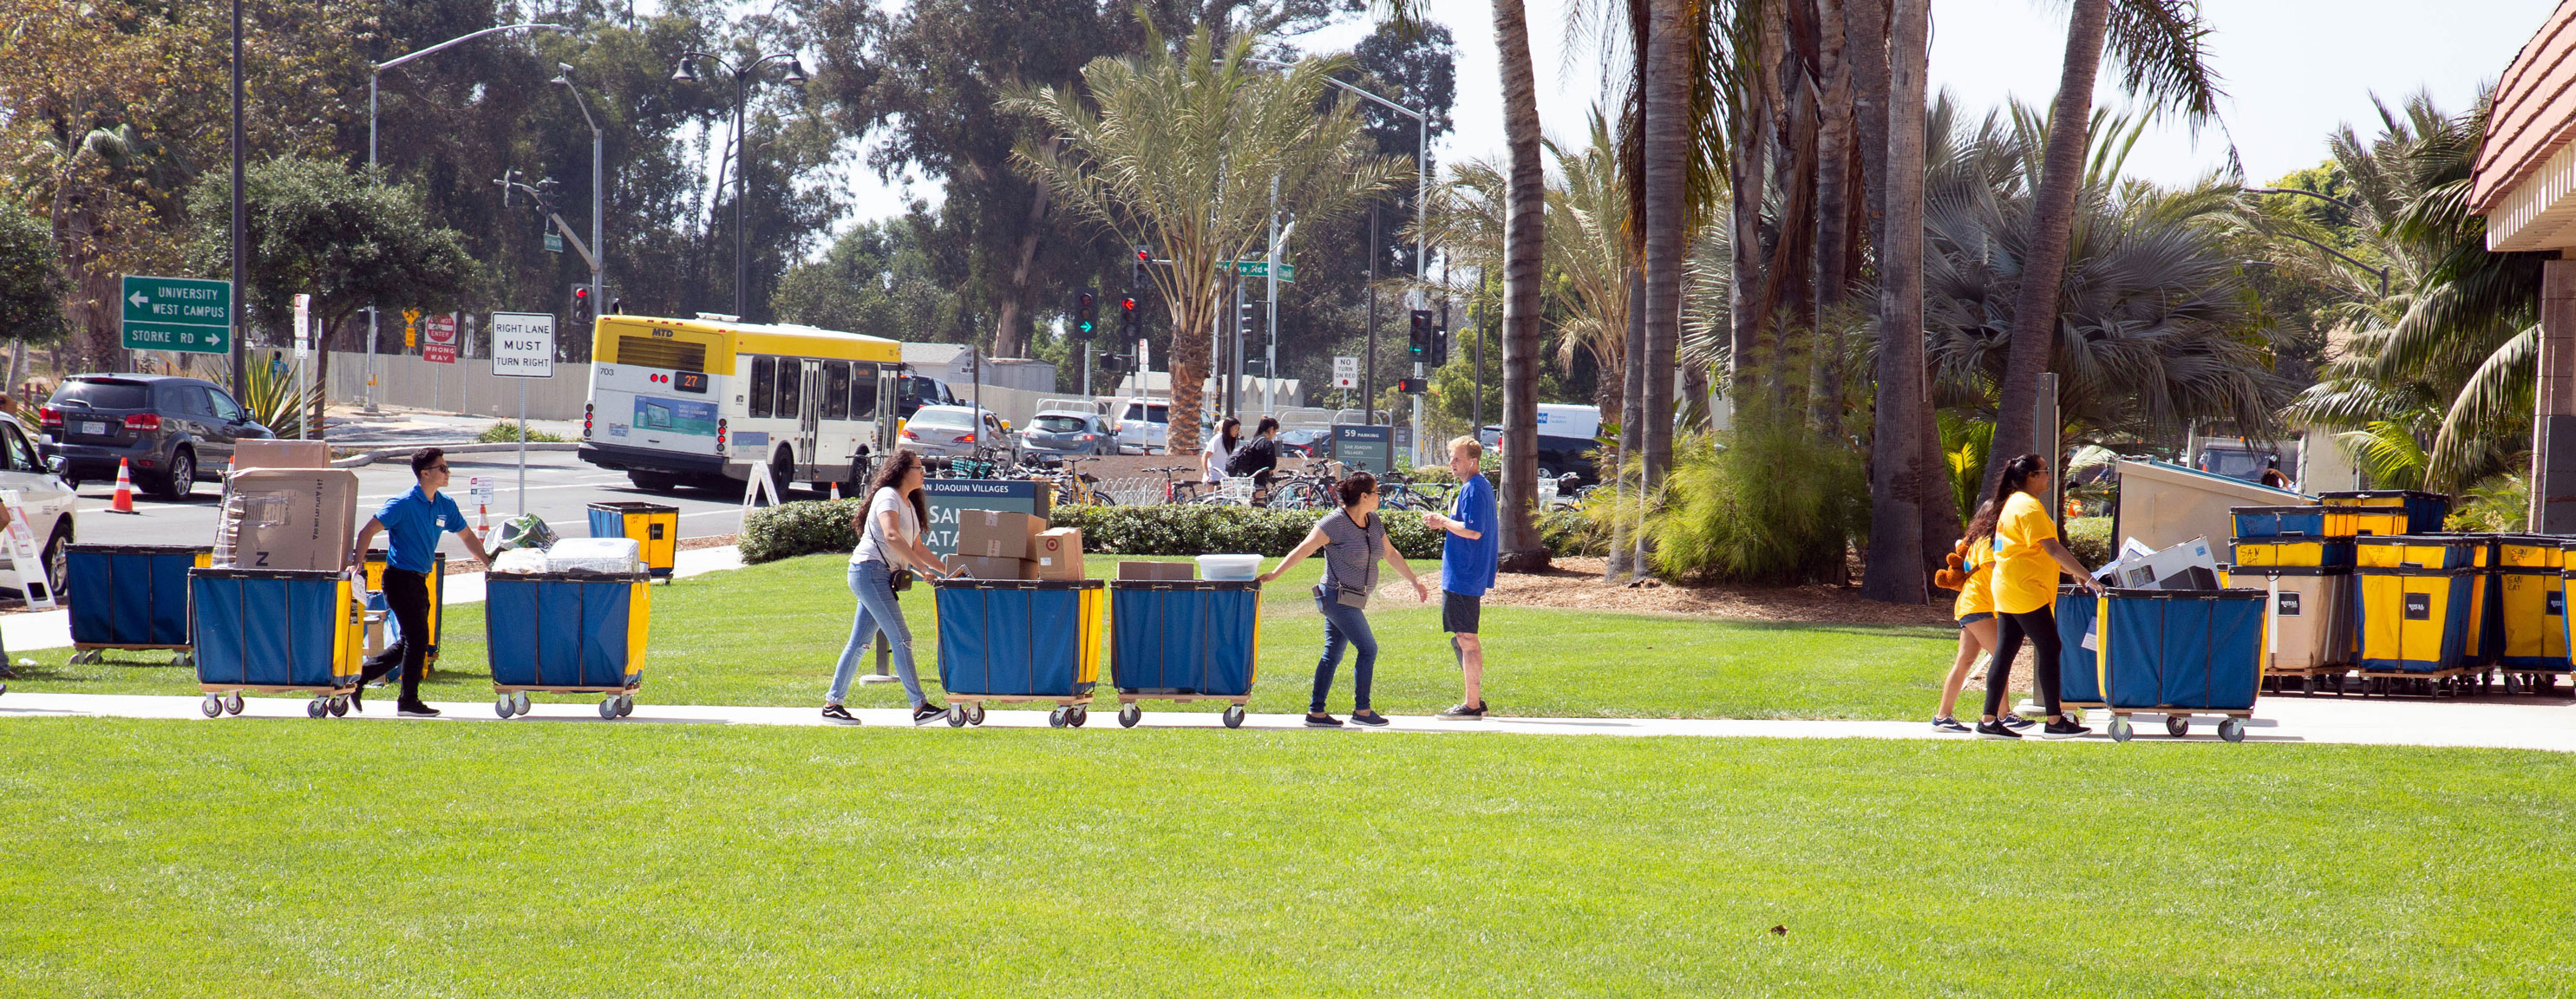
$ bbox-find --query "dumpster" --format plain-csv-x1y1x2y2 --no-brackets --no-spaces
933,578,1104,728
2228,565,2356,688
2353,536,2482,679
484,571,650,720
188,568,367,718
360,550,448,678
2055,586,2107,707
588,501,679,580
2098,588,2265,741
2492,535,2566,689
2319,490,2450,536
64,544,210,666
1108,579,1262,728
2230,539,2355,569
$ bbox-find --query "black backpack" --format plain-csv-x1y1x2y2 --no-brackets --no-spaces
1226,436,1273,477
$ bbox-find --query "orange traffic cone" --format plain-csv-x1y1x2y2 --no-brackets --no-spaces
829,480,840,501
108,459,137,514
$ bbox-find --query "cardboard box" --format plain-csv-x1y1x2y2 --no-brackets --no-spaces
1030,527,1084,580
231,439,332,471
954,554,1034,580
1118,560,1194,581
213,468,361,571
2093,535,2220,591
955,509,1047,560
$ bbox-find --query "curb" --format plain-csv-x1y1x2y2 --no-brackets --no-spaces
330,441,583,468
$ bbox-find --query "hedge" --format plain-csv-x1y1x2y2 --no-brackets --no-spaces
740,500,1445,565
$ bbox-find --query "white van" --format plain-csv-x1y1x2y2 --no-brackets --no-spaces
1534,403,1601,441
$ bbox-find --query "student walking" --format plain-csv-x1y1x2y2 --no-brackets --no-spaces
1258,472,1429,728
1424,436,1498,720
1226,416,1283,492
1979,454,2103,740
1929,500,2032,734
1201,417,1242,484
350,448,493,717
823,450,953,727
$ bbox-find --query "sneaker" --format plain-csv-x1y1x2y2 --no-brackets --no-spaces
821,703,860,726
396,702,441,718
1931,715,1972,734
1348,710,1390,728
1304,712,1343,728
911,703,947,726
2000,713,2038,730
1974,719,2021,739
2042,718,2092,740
1437,702,1487,721
349,684,364,714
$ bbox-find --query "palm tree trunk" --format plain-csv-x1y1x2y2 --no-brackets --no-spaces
1494,0,1550,572
1860,0,1929,604
1810,0,1854,434
1610,265,1646,581
1847,0,1889,254
1639,0,1689,518
1988,0,2107,493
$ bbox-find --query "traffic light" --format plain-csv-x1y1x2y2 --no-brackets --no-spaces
1131,246,1151,291
1239,300,1259,341
1397,375,1427,395
1434,304,1450,365
1118,296,1141,336
1408,310,1432,358
1074,289,1098,340
568,284,594,326
1096,350,1128,375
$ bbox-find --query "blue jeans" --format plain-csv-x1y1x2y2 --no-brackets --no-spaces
1309,593,1377,714
828,561,927,708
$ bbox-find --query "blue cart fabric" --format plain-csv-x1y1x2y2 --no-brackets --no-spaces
2056,587,2106,704
188,569,357,689
1110,580,1261,696
934,579,1103,698
2229,506,2327,540
485,572,648,689
2100,589,2265,711
67,545,206,647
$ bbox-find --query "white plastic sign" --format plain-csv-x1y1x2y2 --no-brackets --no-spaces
291,294,311,359
489,312,555,378
468,475,495,506
1333,356,1358,388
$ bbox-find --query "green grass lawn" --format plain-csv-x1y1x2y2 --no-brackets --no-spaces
4,719,2571,996
7,553,1959,720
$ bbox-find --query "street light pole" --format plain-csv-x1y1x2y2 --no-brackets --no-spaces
369,22,571,412
674,50,807,319
230,0,244,397
553,65,606,323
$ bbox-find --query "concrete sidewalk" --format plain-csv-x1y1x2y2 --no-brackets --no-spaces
8,684,2574,752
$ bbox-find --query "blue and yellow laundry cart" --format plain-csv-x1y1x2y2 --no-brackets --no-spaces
1109,579,1262,728
587,501,679,581
359,549,447,677
2319,490,2450,538
2486,535,2566,694
2351,535,2483,695
64,544,210,667
2096,588,2265,742
2056,585,2107,708
187,568,368,718
484,571,651,720
933,578,1104,728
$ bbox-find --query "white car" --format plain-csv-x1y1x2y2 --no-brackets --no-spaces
899,405,1019,462
1114,399,1169,454
0,418,78,597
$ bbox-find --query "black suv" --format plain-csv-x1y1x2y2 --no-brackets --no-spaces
42,375,271,499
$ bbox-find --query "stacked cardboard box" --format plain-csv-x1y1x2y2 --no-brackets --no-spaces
212,467,361,571
1118,560,1194,581
951,511,1088,580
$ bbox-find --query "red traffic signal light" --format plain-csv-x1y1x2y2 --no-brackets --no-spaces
1397,375,1427,395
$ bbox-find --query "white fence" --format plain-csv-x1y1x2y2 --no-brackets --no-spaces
324,352,592,421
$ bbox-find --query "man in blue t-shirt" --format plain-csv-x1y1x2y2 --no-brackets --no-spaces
348,448,490,716
1425,436,1499,720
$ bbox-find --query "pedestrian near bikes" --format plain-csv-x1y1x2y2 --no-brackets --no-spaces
1978,454,2102,740
350,448,492,717
1202,416,1242,485
1226,416,1282,493
1259,471,1429,728
1424,436,1497,721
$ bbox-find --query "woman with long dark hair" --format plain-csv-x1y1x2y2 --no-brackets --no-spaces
1929,500,2030,734
822,449,953,726
1202,416,1243,483
1978,454,2103,739
1258,471,1429,728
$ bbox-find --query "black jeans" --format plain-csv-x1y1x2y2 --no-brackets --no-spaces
1983,606,2062,720
366,568,435,704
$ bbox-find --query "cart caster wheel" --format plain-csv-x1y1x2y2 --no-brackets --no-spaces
1069,707,1089,728
202,694,223,718
1223,705,1246,729
2165,714,2189,738
496,695,516,719
2219,717,2246,742
2503,674,2520,695
513,692,532,715
2109,717,2134,742
226,692,244,715
598,699,619,721
1048,708,1068,728
69,650,90,665
1119,704,1141,728
329,696,349,718
616,694,634,717
946,705,969,727
968,704,986,725
173,654,193,670
306,699,328,719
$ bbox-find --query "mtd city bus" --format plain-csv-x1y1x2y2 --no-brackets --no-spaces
579,314,915,493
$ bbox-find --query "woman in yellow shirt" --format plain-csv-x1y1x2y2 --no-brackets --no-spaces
1978,454,2103,740
1930,500,2025,734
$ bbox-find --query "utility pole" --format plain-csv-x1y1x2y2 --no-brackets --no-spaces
229,0,245,397
1364,202,1378,426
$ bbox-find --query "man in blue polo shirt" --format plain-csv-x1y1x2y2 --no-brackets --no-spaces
349,448,490,716
1424,435,1498,720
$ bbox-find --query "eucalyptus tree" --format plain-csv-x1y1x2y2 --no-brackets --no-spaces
1005,28,1406,454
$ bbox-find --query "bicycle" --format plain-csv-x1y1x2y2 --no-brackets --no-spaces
1046,456,1111,506
1145,466,1206,506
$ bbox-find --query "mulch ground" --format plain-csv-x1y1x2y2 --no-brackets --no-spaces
1485,557,1957,629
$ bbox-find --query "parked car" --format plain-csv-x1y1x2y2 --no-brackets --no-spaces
1113,398,1169,454
42,374,271,500
895,375,957,421
0,416,76,597
1021,410,1117,456
898,404,1019,462
1276,427,1329,457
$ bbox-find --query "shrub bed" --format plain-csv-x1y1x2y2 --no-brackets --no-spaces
742,500,1444,564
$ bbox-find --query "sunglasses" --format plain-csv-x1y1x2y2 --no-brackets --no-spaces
425,465,450,473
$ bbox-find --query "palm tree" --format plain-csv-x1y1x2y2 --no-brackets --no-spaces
1489,0,1552,571
1006,28,1405,456
1858,0,1932,602
1544,110,1636,421
1986,0,2223,493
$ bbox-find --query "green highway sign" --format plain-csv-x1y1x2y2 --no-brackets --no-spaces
1220,260,1295,282
120,275,232,354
